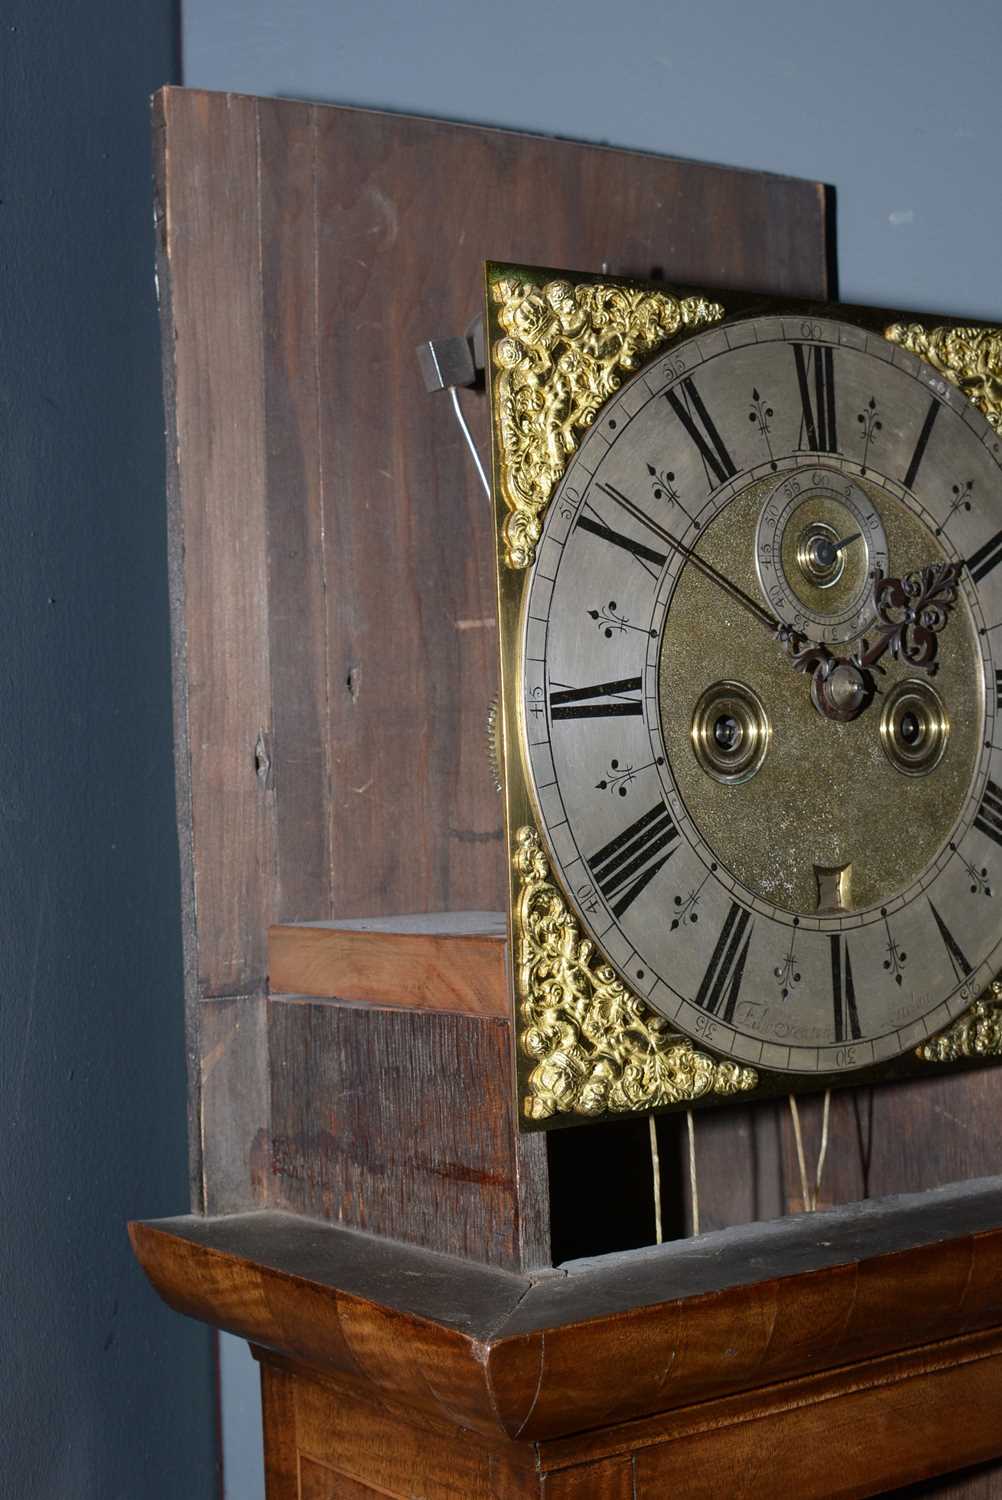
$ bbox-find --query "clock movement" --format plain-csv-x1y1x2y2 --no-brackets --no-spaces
487,264,1002,1125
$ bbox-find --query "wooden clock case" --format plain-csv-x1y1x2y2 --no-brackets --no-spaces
131,87,1002,1498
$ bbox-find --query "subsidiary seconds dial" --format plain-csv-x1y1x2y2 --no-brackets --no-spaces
754,468,888,644
520,313,1002,1075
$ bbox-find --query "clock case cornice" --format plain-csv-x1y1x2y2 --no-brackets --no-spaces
484,259,1002,1131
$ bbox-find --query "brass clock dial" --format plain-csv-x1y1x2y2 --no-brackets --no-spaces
517,312,1002,1078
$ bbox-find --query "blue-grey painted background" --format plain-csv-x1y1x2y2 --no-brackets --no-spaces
181,6,1002,1495
1,3,217,1496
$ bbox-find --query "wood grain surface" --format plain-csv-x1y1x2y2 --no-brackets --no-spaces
266,994,548,1268
268,913,508,1016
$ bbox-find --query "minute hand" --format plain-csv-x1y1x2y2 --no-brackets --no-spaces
596,483,781,634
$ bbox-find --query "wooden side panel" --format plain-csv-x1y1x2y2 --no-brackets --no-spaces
199,994,271,1214
159,89,273,999
158,78,831,965
267,996,540,1267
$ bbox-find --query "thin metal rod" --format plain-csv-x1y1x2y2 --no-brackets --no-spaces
648,1114,663,1246
687,1109,700,1237
597,481,780,633
449,385,491,501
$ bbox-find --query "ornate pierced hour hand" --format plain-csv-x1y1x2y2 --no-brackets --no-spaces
777,561,964,723
854,562,963,676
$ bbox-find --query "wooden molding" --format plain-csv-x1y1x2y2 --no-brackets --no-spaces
131,1178,1002,1476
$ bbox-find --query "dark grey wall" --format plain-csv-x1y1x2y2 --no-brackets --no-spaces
1,5,217,1497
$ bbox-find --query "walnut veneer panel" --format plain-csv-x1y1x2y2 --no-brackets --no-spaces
131,1197,1002,1497
268,912,508,1016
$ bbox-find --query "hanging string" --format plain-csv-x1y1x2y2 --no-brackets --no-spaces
687,1108,700,1237
788,1095,811,1211
788,1090,834,1212
648,1113,663,1245
814,1088,832,1211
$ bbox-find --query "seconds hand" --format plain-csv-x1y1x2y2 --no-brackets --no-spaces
596,482,780,634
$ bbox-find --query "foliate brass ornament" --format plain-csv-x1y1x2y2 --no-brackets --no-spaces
513,824,757,1120
918,986,1002,1063
885,322,1002,431
863,563,961,674
491,276,725,568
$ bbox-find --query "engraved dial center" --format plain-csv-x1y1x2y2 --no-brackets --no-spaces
659,473,981,917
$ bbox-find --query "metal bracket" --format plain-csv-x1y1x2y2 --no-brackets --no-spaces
416,322,490,500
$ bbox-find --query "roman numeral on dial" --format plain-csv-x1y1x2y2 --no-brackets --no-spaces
967,528,1002,584
928,899,972,982
903,397,939,490
830,934,861,1043
549,677,643,721
575,515,668,571
586,801,679,918
974,778,1002,845
665,379,737,487
793,344,838,454
694,901,753,1020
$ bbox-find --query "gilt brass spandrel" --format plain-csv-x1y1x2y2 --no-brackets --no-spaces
512,823,758,1121
919,987,1002,1063
486,265,724,570
885,321,1002,430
